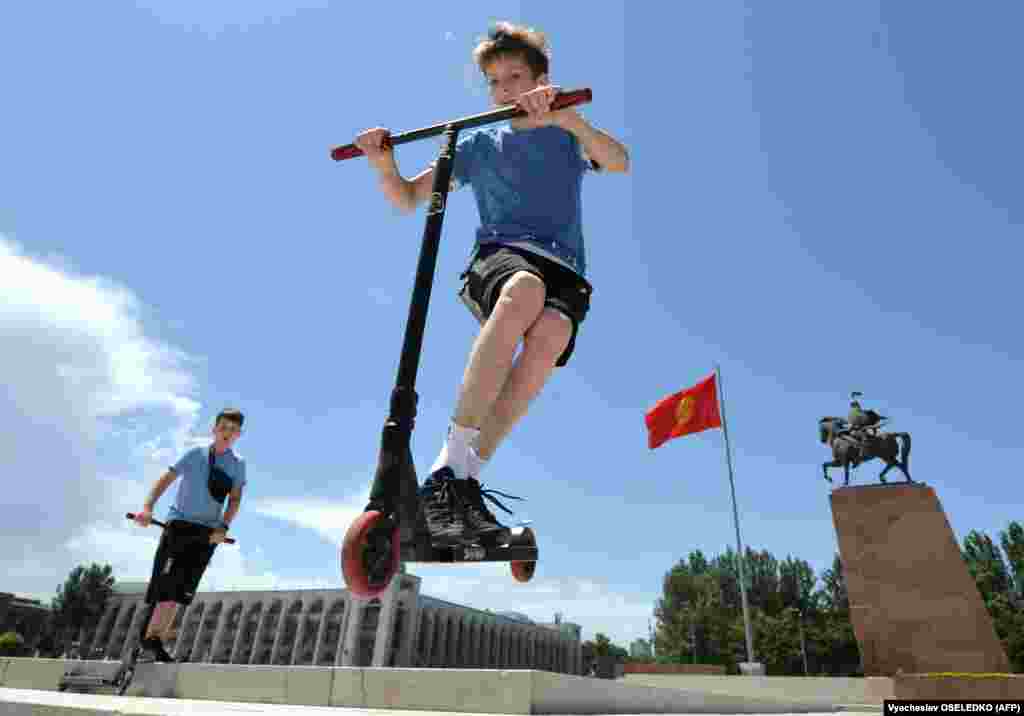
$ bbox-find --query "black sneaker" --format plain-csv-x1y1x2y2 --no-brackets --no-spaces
141,637,173,663
418,467,473,547
459,477,522,547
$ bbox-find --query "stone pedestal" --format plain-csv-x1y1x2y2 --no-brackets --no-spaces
829,483,1010,676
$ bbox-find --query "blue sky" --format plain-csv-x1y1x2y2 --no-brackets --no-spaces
2,1,1021,649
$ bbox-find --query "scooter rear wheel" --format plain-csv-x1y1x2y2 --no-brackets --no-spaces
341,511,400,599
510,526,537,583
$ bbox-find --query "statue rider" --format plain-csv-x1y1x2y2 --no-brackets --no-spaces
843,391,885,446
848,392,870,429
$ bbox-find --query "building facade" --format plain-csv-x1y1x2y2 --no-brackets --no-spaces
629,638,652,660
0,593,49,651
72,573,583,674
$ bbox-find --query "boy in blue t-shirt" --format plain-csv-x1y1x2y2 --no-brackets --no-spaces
354,23,629,548
132,408,247,661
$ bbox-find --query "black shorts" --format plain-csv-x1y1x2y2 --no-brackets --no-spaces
458,244,592,367
144,520,217,606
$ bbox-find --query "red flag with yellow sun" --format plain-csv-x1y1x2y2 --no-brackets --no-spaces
645,373,722,449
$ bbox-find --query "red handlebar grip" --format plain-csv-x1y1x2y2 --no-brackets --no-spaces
551,88,592,111
331,144,363,161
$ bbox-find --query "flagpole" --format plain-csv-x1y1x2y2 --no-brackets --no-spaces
714,363,757,671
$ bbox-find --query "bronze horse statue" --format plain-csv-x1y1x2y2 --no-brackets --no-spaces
819,416,912,486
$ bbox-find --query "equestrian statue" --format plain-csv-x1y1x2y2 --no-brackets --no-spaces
819,392,912,486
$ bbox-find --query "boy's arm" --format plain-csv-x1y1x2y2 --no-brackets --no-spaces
210,484,243,544
373,155,435,213
221,485,244,529
558,112,630,173
143,469,178,512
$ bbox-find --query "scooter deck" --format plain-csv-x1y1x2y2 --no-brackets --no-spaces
402,526,538,563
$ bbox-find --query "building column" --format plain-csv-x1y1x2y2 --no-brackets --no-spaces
207,600,235,663
312,600,338,666
438,613,452,667
420,612,436,667
337,596,365,666
370,575,402,667
396,577,422,668
290,600,315,666
90,604,119,660
229,600,256,664
269,597,298,665
187,601,211,662
249,600,276,665
119,601,148,660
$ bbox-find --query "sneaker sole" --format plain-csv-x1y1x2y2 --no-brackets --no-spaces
429,532,477,548
472,529,511,547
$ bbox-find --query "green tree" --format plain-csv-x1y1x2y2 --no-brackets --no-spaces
51,563,115,655
812,554,860,675
745,548,782,616
999,522,1024,601
778,557,817,674
710,548,743,613
590,633,612,657
0,632,26,656
819,554,849,613
655,555,731,665
962,530,1013,602
752,608,803,675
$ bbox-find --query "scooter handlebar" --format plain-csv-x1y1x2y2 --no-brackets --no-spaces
126,513,236,544
331,87,593,162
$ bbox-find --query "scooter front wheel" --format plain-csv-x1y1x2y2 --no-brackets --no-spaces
341,511,400,599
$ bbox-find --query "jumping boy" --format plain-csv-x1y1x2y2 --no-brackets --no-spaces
132,408,246,662
354,23,629,548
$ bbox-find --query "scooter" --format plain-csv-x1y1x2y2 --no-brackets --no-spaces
330,88,593,599
57,514,236,695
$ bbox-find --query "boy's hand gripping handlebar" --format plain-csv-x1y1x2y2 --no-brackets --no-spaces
126,512,236,544
330,88,593,162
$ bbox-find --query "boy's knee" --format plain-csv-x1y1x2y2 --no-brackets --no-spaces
494,271,546,323
524,308,572,362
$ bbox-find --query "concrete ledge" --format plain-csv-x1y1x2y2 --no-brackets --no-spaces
624,674,879,706
532,671,836,714
362,668,531,714
3,658,69,691
1,658,852,714
868,673,1024,701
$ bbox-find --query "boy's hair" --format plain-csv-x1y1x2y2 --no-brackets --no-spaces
473,22,550,79
215,408,244,428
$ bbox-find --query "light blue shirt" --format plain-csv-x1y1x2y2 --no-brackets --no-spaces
448,121,599,276
166,445,246,529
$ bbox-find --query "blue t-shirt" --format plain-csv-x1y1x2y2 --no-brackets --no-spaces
166,445,246,529
447,121,599,276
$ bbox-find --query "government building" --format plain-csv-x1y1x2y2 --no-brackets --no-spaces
69,571,584,674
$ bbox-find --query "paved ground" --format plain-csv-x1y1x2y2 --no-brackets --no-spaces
0,688,880,716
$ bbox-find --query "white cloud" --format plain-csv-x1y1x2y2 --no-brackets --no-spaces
0,236,284,600
0,235,651,645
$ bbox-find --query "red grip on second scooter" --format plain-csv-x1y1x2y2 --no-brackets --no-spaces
331,134,393,162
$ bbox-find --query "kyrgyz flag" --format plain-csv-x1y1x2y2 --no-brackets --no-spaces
645,373,722,449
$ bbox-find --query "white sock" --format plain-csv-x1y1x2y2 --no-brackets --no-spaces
429,422,480,480
466,446,487,480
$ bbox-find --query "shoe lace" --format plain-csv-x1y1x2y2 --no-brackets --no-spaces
463,477,523,522
424,474,465,524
